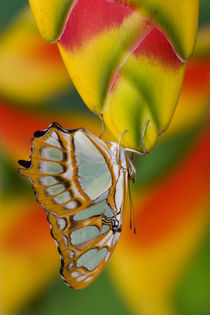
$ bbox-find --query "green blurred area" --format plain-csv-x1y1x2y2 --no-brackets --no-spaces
174,226,210,315
135,121,204,189
0,0,26,32
199,0,210,25
20,272,130,315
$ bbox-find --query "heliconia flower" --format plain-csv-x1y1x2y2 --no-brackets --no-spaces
29,0,199,151
29,0,199,60
0,8,71,104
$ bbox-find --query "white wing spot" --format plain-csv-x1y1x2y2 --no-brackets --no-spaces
64,200,79,210
71,271,80,278
97,230,113,247
84,276,93,283
67,261,74,270
68,250,75,258
62,235,69,247
116,232,120,242
56,218,67,231
105,251,111,263
77,275,87,282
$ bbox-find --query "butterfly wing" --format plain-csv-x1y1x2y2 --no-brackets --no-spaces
47,196,121,289
18,122,125,289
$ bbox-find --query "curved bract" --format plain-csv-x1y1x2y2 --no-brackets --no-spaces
28,0,199,152
29,0,73,42
116,0,199,60
29,0,199,60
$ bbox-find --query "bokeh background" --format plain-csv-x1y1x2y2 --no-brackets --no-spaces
0,1,209,314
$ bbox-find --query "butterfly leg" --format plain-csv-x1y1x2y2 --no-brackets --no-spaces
117,130,128,163
124,120,150,156
93,112,105,139
142,120,150,156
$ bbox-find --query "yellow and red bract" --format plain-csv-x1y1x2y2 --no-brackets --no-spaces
28,0,199,151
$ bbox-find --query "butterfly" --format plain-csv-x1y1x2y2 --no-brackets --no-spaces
18,122,137,290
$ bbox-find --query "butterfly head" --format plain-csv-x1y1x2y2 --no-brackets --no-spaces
108,142,136,182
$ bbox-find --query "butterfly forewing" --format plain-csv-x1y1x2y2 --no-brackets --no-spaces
18,122,128,289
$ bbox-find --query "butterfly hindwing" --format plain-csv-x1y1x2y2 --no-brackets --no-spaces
47,194,120,289
18,122,127,289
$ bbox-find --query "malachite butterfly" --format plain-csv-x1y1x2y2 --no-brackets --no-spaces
18,122,136,290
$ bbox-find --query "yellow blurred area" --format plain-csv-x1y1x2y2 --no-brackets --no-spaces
0,198,60,314
111,205,208,315
0,8,71,104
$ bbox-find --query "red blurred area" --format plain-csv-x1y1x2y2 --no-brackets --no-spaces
1,204,51,254
183,59,210,92
128,125,209,247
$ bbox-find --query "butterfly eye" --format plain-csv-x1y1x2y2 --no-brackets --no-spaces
128,169,136,182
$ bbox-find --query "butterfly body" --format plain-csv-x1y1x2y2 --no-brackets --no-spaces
19,122,135,289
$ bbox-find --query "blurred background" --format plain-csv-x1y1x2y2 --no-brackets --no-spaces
0,1,209,314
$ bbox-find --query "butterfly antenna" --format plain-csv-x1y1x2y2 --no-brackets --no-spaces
133,202,136,234
128,180,132,230
124,120,150,156
93,112,105,139
128,180,136,234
